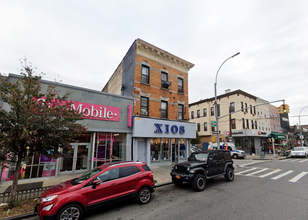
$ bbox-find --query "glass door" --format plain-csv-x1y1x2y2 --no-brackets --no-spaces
60,143,90,174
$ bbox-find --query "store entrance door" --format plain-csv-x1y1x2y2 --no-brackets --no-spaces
59,143,90,174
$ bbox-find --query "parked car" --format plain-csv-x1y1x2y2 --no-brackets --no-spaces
290,147,308,158
170,150,234,191
36,161,155,220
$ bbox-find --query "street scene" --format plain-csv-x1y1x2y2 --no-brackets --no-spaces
20,157,308,220
1,1,308,220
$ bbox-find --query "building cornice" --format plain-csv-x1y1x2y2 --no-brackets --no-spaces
135,38,195,71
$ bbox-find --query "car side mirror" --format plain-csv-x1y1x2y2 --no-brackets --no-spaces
92,179,101,189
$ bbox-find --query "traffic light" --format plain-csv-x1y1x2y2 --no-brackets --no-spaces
278,104,290,114
282,104,286,113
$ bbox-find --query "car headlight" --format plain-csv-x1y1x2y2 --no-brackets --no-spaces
42,195,58,203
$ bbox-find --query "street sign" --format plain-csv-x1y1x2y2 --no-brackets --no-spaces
226,131,230,136
211,121,216,127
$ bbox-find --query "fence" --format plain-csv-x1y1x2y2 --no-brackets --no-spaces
0,186,53,203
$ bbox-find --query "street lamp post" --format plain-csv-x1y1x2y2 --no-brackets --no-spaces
214,52,240,149
299,106,308,147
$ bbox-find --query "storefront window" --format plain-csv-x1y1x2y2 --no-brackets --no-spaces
94,133,126,167
150,138,171,164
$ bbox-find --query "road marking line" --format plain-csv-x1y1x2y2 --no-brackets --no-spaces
259,169,281,178
236,168,258,174
289,171,308,183
271,170,294,180
246,168,269,176
298,160,307,163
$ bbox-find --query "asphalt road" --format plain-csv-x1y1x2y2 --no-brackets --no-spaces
28,158,308,220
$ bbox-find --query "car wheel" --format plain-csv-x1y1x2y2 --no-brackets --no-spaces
192,174,206,191
225,167,234,182
137,187,151,204
57,204,83,220
172,177,183,186
233,154,238,159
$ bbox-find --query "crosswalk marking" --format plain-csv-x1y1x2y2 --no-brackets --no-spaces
246,168,269,176
236,167,258,174
298,160,307,163
271,170,294,180
239,161,265,167
259,169,281,178
289,171,308,183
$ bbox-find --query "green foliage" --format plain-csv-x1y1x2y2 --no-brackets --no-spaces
191,131,201,145
0,60,86,207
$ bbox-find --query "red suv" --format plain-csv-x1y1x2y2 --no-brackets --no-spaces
36,161,155,220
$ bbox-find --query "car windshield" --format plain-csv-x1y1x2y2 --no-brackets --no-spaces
71,168,102,185
293,147,304,151
189,153,208,161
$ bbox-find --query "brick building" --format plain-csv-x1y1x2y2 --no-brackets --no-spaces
103,39,196,165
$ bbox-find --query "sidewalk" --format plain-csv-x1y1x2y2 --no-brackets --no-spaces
0,154,287,194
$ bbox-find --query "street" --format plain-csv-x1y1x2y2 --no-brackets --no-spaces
28,158,308,220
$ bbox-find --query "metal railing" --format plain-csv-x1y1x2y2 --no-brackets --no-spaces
0,186,53,203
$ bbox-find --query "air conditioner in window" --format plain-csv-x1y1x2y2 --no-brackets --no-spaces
141,110,148,116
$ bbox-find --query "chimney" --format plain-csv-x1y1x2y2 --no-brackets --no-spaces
225,89,231,94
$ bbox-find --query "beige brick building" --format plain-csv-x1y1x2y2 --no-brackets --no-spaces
189,89,283,155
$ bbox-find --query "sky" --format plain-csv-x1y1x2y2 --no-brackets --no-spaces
1,0,308,126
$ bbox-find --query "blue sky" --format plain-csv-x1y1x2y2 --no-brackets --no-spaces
1,0,308,125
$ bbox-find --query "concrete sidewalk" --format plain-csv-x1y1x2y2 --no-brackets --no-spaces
0,153,287,194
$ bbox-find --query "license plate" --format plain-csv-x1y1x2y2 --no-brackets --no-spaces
176,175,180,179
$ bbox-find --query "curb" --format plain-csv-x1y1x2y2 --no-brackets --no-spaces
2,212,36,220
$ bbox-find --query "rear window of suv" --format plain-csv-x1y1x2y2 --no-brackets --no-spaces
223,151,231,160
142,165,151,171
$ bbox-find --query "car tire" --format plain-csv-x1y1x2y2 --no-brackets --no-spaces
57,204,83,220
225,167,234,182
137,187,151,204
172,177,183,186
192,174,206,191
233,154,238,159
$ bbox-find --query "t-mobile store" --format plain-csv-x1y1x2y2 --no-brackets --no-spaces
1,74,134,181
132,117,196,166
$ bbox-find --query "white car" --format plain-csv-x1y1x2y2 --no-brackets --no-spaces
290,147,308,158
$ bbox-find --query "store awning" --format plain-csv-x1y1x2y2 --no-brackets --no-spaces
271,132,286,140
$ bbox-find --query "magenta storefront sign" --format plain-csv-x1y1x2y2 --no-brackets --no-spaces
70,101,120,121
37,98,120,121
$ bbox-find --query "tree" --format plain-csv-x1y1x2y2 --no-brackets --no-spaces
0,61,86,208
190,131,201,146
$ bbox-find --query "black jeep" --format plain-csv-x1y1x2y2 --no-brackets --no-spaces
170,150,234,191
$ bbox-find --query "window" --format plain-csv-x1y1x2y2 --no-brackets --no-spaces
140,97,149,116
245,103,247,112
242,118,245,129
262,122,264,130
254,106,256,115
217,104,220,117
161,101,168,118
197,123,200,132
251,120,254,129
203,108,207,117
241,102,244,112
191,111,194,119
178,78,183,93
250,105,252,114
230,102,235,112
211,107,214,116
255,121,257,129
141,65,149,84
231,119,236,129
259,122,261,130
260,108,263,116
197,110,200,118
161,72,168,89
178,105,184,120
98,168,120,183
120,166,140,178
211,125,215,132
204,122,208,131
257,107,259,115
246,119,249,129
